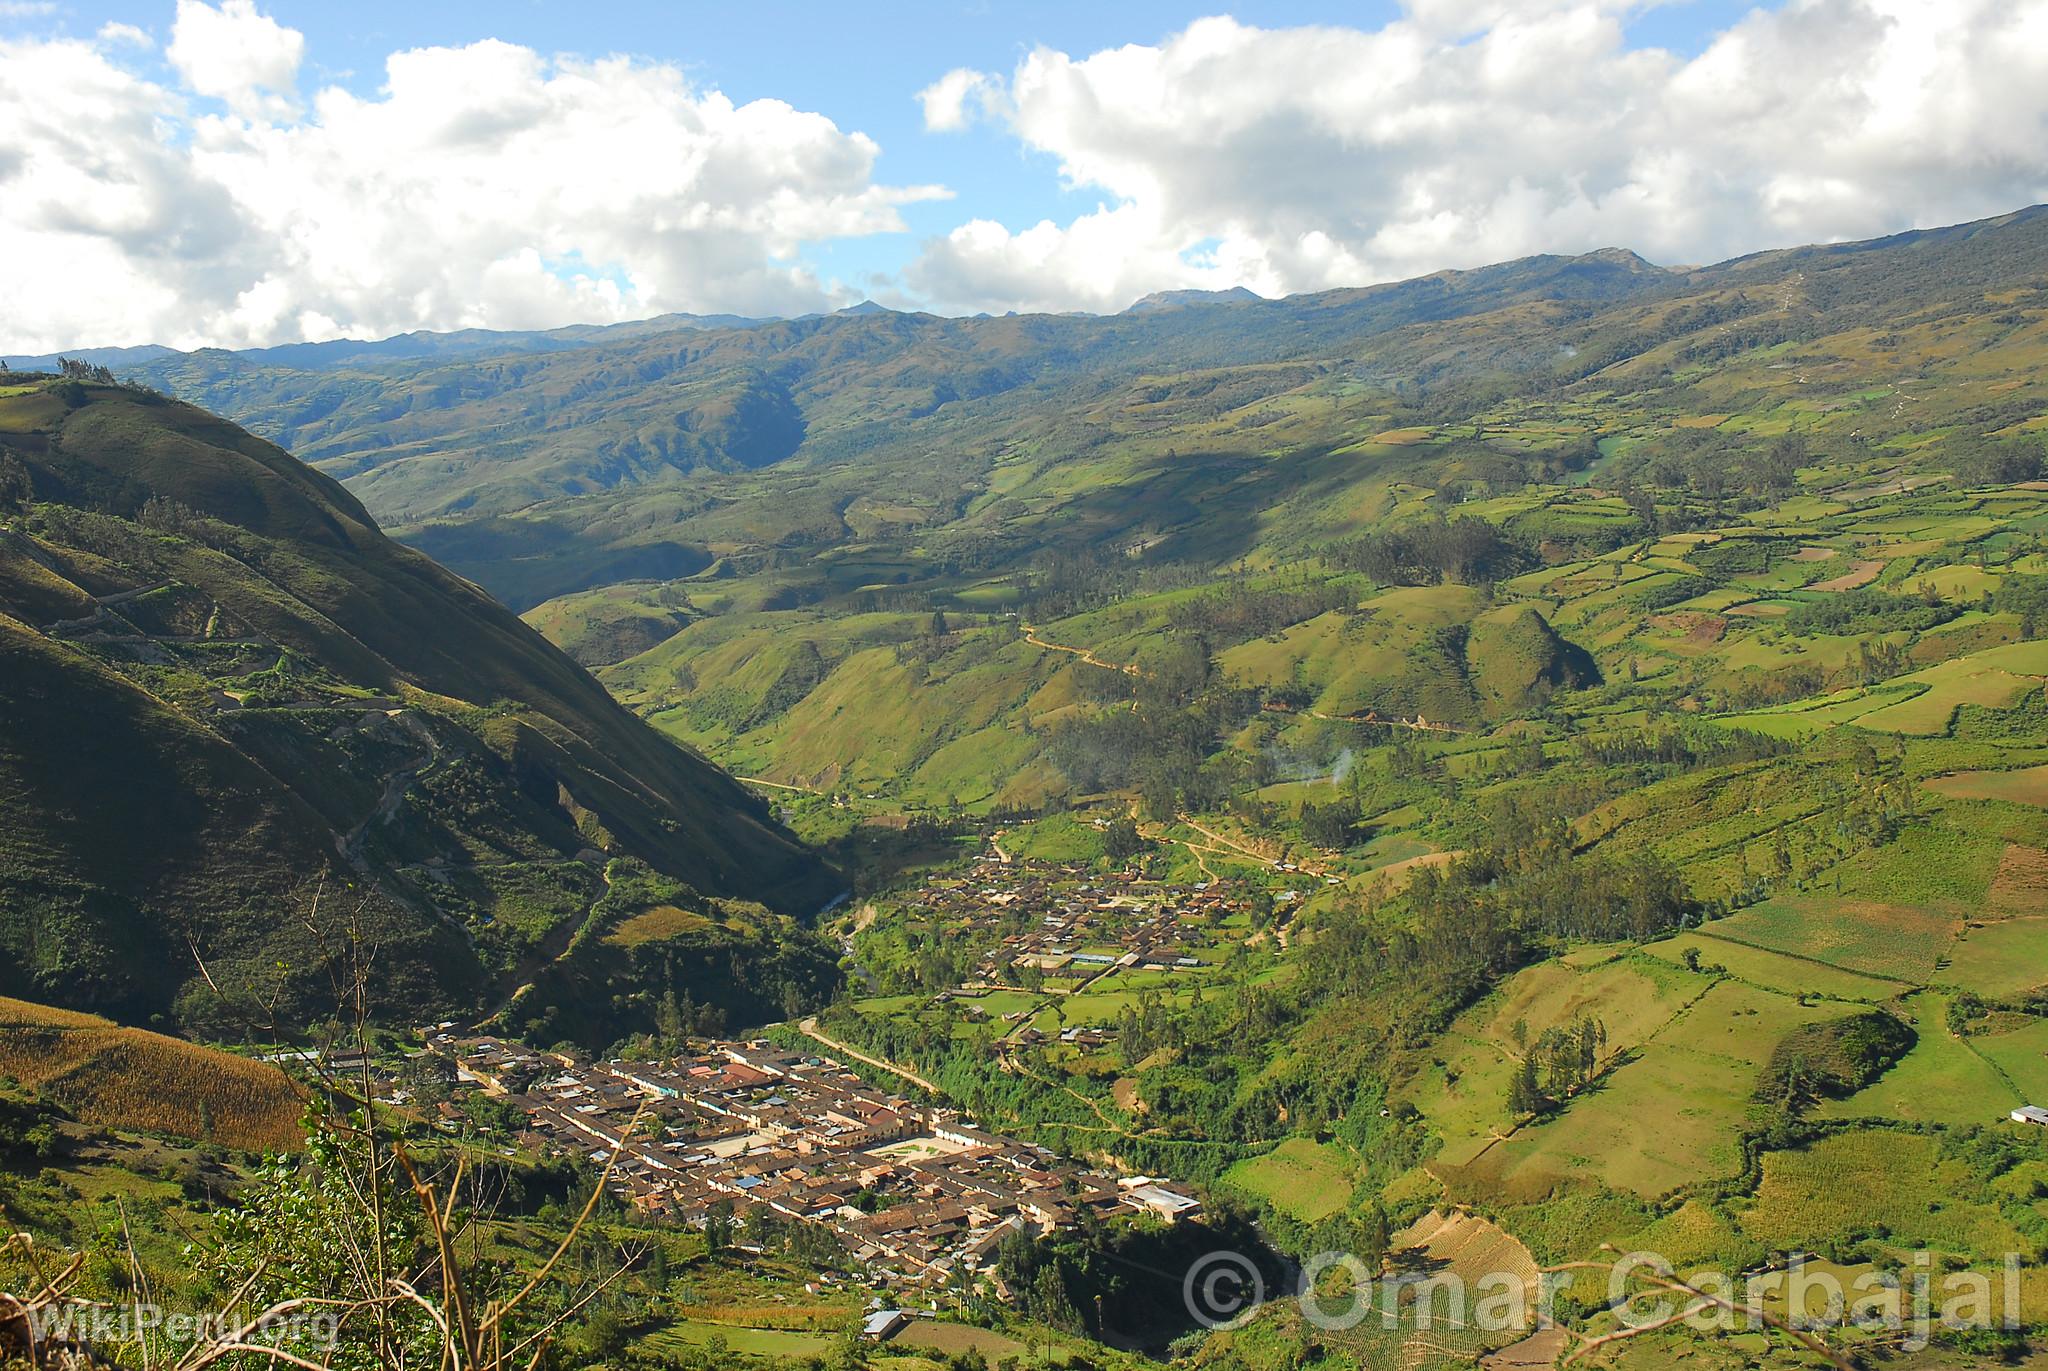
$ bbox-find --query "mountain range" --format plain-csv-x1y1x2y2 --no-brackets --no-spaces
7,201,2048,1366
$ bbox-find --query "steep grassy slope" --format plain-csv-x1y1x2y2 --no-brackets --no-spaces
0,378,837,1036
0,995,302,1151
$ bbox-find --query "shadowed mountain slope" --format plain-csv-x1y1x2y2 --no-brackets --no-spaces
0,377,838,1034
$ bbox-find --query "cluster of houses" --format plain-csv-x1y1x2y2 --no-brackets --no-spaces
419,1031,1202,1290
897,856,1247,991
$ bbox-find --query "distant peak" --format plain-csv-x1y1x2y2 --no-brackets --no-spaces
1577,247,1665,273
837,299,895,316
1123,285,1263,313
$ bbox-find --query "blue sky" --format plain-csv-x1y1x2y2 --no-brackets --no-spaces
16,0,1765,298
5,0,2043,350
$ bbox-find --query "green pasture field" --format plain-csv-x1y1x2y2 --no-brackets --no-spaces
1818,994,2018,1125
1704,896,1957,983
1851,641,2048,734
636,1320,838,1359
1970,1017,2048,1107
1221,1137,1358,1222
1942,919,2048,997
1438,981,1847,1201
1642,931,1901,1001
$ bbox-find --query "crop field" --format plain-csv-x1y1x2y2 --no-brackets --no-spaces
1826,822,2008,910
1221,1136,1358,1221
0,995,303,1151
1641,932,1900,1001
1989,844,2048,916
1704,897,1958,983
1928,762,2048,808
1740,1131,2030,1259
1942,919,2048,997
888,1323,1029,1361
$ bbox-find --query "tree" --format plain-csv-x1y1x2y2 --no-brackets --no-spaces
582,1308,630,1360
1300,800,1356,850
1949,434,2043,486
704,1199,734,1257
1103,816,1145,863
827,1330,873,1371
0,454,29,514
1508,1055,1545,1116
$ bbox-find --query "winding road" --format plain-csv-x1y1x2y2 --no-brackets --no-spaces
797,1018,940,1094
1019,624,1144,677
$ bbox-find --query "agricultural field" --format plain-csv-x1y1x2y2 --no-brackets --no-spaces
1930,762,2048,808
1739,1130,2033,1259
1441,981,1855,1201
17,208,2048,1370
1222,1136,1359,1221
1944,919,2048,997
1704,897,1959,983
1818,994,2018,1126
0,995,303,1151
1641,931,1900,1001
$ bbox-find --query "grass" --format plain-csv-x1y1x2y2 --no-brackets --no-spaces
1000,813,1108,864
14,211,2048,1369
1818,993,2017,1125
1850,641,2048,734
1704,897,1957,983
0,995,304,1150
1438,981,1848,1201
1740,1130,2030,1260
605,903,719,946
1927,762,2048,808
1642,931,1900,1000
889,1322,1027,1360
1221,1136,1357,1221
1943,919,2048,997
1970,1017,2048,1107
1408,953,1711,1168
635,1320,837,1359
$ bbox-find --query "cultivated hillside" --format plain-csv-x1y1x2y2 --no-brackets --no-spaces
88,205,2048,810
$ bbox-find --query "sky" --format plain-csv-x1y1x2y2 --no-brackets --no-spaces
2,0,2046,353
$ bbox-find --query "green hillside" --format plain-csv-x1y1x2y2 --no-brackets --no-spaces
0,376,839,1041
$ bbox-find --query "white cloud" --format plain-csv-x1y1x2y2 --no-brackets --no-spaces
908,1,2048,314
166,0,303,120
97,21,155,48
917,67,1003,132
0,17,946,353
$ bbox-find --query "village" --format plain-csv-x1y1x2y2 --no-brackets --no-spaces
908,844,1264,990
414,1030,1202,1294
